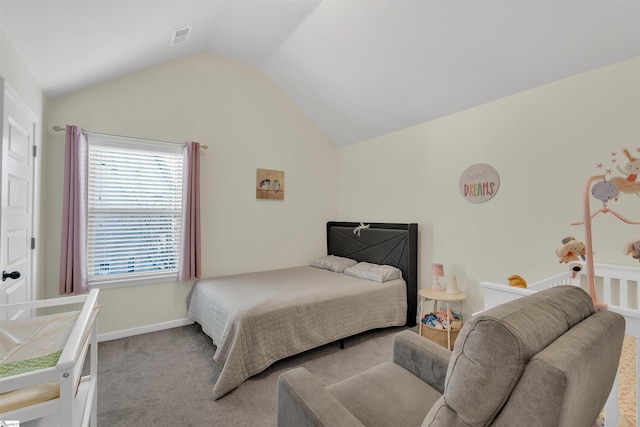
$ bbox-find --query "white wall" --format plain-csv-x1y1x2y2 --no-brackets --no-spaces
0,27,46,300
338,57,640,317
45,53,338,335
0,28,43,115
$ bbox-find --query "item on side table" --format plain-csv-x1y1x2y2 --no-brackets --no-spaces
421,309,463,349
420,325,460,350
447,274,459,294
422,310,462,328
420,310,462,350
431,263,445,292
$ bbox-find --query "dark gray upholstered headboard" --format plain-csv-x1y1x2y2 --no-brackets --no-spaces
326,222,418,327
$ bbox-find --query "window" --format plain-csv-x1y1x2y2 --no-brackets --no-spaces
87,136,184,286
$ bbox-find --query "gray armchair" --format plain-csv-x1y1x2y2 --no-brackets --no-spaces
277,285,625,427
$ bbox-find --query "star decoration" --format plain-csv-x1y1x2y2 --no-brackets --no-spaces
605,168,613,175
611,152,617,157
596,163,603,169
611,159,617,164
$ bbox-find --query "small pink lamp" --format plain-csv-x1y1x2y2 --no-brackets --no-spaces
431,263,445,292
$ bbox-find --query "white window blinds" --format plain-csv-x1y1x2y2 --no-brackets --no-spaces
87,136,184,285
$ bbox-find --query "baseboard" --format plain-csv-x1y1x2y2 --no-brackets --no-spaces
98,318,194,342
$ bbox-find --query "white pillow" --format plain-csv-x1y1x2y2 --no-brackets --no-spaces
344,262,403,283
309,255,357,273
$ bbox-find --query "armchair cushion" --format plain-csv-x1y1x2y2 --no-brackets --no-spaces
327,362,441,427
277,330,449,427
277,367,364,427
392,330,451,393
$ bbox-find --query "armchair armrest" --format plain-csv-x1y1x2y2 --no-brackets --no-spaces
277,367,364,427
393,330,451,393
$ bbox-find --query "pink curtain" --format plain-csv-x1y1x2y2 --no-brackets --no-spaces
178,141,201,281
59,125,88,294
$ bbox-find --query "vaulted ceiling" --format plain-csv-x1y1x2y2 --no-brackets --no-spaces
1,1,638,147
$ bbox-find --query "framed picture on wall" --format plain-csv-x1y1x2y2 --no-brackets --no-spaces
459,163,500,203
256,168,285,200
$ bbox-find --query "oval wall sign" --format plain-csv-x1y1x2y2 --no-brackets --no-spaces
459,163,500,203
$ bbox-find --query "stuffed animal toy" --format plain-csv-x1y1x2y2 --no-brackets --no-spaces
450,320,463,331
555,236,586,263
623,239,640,262
435,308,455,321
508,274,527,288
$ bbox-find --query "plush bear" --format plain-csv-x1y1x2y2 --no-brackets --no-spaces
508,274,527,288
555,236,586,263
623,239,640,261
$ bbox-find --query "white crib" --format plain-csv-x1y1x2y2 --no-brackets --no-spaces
0,289,99,427
481,263,640,427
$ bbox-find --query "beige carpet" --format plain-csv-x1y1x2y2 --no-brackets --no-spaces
96,324,406,426
598,335,636,427
96,325,633,426
615,336,636,426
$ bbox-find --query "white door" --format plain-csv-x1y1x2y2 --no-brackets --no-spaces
0,81,36,319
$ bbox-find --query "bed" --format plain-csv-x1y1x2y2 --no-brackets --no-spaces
187,221,418,399
0,289,100,427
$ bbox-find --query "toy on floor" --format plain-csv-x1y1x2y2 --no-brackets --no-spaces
623,239,640,262
555,236,586,263
507,274,527,288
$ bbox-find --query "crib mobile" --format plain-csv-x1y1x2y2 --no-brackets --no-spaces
558,147,640,308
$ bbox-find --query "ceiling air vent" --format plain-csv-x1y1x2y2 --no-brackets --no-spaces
170,26,192,46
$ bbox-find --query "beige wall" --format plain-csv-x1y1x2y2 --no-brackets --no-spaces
5,24,640,333
338,57,640,317
45,53,338,335
0,27,46,301
0,28,43,115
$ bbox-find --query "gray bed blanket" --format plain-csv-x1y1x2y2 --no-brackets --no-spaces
186,266,406,399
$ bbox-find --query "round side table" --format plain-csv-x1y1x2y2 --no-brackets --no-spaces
418,288,467,350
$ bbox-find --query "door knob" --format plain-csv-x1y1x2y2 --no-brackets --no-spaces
2,270,20,281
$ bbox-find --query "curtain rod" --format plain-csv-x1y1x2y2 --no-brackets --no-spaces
52,125,208,150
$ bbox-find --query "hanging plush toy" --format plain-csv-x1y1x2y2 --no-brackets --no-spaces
555,236,586,263
610,148,640,196
623,239,640,262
